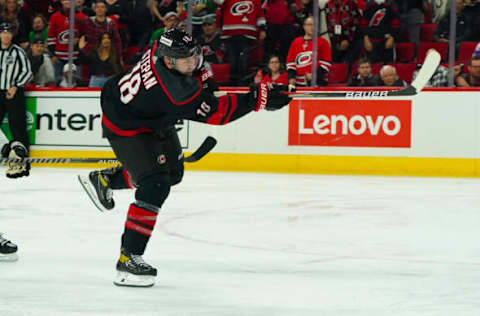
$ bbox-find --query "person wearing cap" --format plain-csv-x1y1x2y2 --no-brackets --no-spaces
59,62,78,87
197,15,225,64
150,11,179,46
182,0,217,38
26,36,55,87
0,22,33,178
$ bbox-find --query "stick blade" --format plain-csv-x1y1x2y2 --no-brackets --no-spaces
411,49,441,93
184,136,217,163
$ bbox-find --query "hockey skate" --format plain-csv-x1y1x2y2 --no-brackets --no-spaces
114,248,157,287
78,169,115,212
0,233,18,262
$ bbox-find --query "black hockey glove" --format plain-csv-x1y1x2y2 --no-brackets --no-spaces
250,83,292,111
3,141,30,179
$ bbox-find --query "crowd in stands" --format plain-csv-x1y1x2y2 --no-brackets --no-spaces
4,0,480,89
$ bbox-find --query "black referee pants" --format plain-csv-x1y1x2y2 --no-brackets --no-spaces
0,88,29,148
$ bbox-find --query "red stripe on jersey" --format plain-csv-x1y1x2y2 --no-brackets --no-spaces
207,95,231,125
102,114,152,136
125,220,152,237
224,94,238,123
150,41,202,105
123,169,134,188
127,204,158,228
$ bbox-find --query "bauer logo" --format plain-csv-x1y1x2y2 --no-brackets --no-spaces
288,99,411,147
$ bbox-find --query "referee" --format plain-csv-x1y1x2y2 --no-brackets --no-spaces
0,23,33,178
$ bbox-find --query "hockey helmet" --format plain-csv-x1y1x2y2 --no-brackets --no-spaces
157,28,199,60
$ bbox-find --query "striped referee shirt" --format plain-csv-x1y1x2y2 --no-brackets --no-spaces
0,44,32,91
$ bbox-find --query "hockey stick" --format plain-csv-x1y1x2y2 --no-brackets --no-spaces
285,49,441,98
0,136,217,164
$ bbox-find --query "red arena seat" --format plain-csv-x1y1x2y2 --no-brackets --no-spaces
417,42,448,63
328,63,348,83
420,24,437,42
458,42,478,63
395,42,415,62
388,63,417,83
211,63,231,85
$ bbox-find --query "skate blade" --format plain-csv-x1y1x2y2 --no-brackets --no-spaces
0,252,18,262
77,175,108,212
113,271,155,287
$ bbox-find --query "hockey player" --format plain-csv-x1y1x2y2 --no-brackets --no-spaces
0,233,18,261
286,16,332,87
80,28,290,287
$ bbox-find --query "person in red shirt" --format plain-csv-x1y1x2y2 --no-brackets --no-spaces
286,16,332,86
254,55,288,85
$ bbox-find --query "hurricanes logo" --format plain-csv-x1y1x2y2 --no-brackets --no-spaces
59,30,78,45
369,9,386,27
295,52,312,67
231,1,254,16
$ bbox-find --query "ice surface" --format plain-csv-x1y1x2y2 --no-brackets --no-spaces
1,168,480,316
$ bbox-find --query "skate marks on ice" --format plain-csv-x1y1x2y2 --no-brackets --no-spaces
0,169,480,315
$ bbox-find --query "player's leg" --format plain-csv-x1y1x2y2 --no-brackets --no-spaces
108,132,172,287
4,88,30,178
0,233,18,262
160,127,184,186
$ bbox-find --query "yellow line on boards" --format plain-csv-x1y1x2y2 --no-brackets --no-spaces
29,150,480,178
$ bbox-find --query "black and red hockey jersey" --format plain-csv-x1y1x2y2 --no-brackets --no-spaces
101,41,256,136
286,36,332,86
47,10,87,60
361,0,400,42
214,0,266,40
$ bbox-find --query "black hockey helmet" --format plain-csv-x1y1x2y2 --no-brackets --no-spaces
157,28,198,60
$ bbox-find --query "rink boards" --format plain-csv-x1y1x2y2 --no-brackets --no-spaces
7,87,480,177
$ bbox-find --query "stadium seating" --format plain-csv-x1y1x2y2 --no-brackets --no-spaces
388,63,417,83
211,63,230,85
328,63,348,83
457,42,478,63
417,42,448,63
420,24,437,42
395,42,415,62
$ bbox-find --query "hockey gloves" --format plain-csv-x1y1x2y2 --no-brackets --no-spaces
251,83,292,111
1,141,30,178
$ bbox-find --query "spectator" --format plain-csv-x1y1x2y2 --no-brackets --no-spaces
347,58,379,86
254,54,288,85
411,63,463,87
473,42,480,57
28,13,48,43
456,56,480,87
80,0,123,65
105,0,127,20
182,0,216,38
150,11,178,45
58,62,78,87
361,0,400,63
394,0,426,45
264,0,298,62
48,0,87,84
78,32,121,87
152,0,182,23
197,15,225,64
286,16,332,87
378,64,406,87
215,0,266,86
75,0,94,16
124,0,154,52
325,0,362,64
290,0,312,37
24,1,56,19
0,0,28,48
26,37,55,86
434,0,474,51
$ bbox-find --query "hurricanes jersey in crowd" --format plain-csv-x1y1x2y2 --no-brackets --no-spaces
214,0,266,40
47,10,87,61
286,36,332,86
101,41,255,136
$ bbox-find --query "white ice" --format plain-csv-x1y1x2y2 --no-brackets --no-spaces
1,168,480,316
